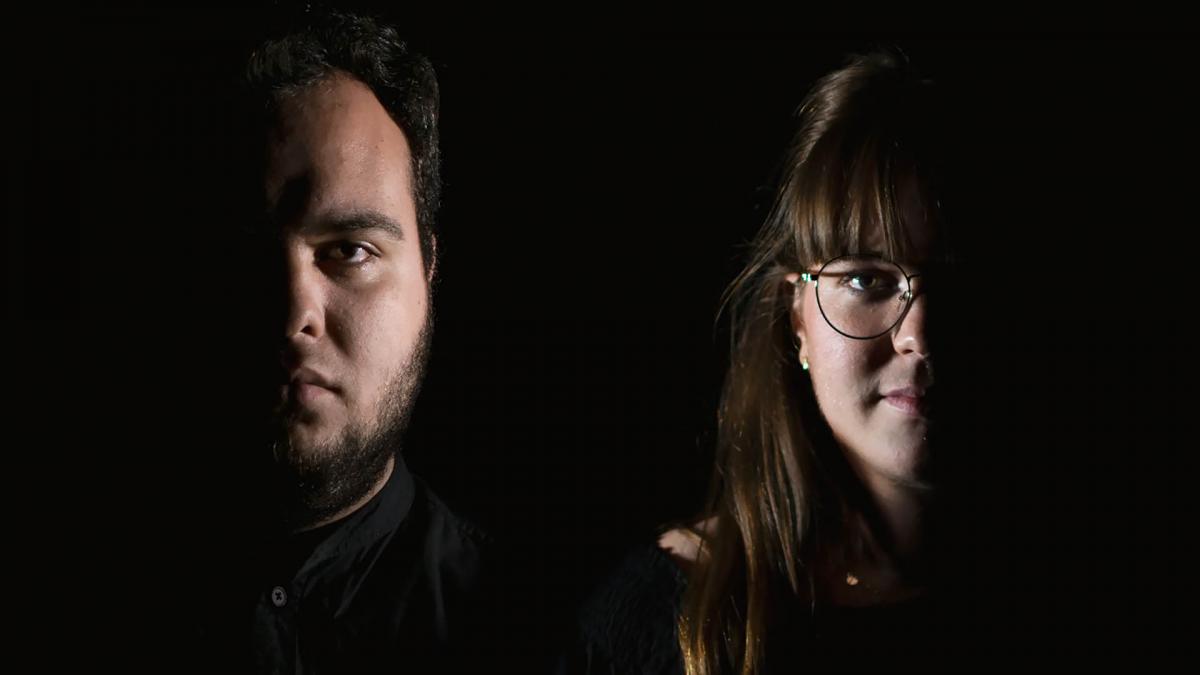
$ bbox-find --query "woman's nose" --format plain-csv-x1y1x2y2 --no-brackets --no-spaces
892,280,929,358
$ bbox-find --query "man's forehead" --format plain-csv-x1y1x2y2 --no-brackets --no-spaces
263,172,406,242
269,72,393,144
262,72,416,235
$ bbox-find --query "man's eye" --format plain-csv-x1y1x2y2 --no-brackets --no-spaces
323,243,373,265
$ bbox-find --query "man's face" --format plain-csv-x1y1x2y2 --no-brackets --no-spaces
262,73,431,522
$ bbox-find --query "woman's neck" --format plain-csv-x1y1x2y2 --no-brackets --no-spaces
820,460,936,606
857,465,933,564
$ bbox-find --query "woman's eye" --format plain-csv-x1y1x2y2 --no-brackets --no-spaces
847,273,881,291
842,271,898,295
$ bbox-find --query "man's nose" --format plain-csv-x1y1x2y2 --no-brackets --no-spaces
282,249,325,342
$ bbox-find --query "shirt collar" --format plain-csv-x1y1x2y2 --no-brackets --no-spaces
287,454,416,587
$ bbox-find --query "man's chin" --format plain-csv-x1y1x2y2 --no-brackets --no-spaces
273,426,342,469
264,407,401,523
275,395,329,425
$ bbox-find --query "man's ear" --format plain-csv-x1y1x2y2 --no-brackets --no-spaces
425,233,439,283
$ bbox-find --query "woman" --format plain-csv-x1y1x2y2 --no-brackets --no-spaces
564,47,968,675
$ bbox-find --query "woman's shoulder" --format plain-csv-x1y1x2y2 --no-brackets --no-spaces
564,540,689,675
657,517,717,573
577,540,686,640
563,519,721,674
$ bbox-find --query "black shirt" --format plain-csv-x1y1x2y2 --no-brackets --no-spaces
196,456,494,674
559,544,686,675
561,543,968,674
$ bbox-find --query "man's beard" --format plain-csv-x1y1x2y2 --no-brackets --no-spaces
268,319,432,531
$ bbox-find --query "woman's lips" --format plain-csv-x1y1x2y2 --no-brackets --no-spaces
879,384,931,416
883,394,924,415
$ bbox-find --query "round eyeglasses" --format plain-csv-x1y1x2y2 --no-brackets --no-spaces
791,254,925,340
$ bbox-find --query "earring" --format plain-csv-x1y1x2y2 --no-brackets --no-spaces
796,340,809,371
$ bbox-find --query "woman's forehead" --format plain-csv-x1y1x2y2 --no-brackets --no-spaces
859,217,938,263
857,172,942,262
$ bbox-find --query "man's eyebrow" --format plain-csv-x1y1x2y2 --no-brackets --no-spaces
300,210,408,241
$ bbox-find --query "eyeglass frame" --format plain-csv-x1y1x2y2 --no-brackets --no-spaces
790,253,926,341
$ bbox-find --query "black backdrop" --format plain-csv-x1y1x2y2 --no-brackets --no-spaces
13,9,1194,671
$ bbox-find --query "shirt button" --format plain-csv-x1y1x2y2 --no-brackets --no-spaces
270,586,288,608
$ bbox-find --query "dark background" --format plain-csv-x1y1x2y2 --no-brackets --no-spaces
12,8,1194,671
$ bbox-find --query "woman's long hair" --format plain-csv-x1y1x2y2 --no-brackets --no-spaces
677,48,952,675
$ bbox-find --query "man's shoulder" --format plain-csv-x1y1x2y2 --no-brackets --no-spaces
343,476,495,654
395,476,493,589
418,479,492,550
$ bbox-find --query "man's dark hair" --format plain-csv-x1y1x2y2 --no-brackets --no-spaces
245,10,440,269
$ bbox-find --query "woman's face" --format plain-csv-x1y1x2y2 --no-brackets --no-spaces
789,208,938,488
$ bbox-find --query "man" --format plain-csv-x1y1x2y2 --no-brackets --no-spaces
196,11,494,673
